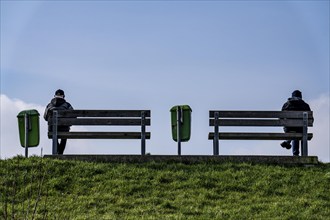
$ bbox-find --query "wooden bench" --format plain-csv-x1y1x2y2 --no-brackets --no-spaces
48,110,151,155
208,111,313,156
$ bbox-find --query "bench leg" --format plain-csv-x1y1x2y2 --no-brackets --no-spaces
301,140,308,157
141,135,146,155
214,112,219,155
213,138,219,155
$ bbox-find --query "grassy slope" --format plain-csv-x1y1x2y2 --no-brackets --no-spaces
1,156,330,219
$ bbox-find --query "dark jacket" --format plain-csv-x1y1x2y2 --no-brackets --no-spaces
44,97,73,131
281,97,311,132
281,97,311,112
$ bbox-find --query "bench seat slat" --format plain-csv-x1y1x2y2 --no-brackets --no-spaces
56,110,151,118
209,111,313,119
50,118,151,126
208,132,313,140
49,132,151,139
209,119,314,127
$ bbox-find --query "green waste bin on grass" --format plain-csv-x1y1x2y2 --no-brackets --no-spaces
17,109,40,149
170,105,192,142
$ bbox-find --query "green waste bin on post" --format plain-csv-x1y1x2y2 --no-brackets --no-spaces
170,105,192,142
17,109,40,157
170,105,192,155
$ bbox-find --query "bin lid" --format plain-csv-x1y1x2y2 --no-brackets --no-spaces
17,109,40,118
170,105,192,112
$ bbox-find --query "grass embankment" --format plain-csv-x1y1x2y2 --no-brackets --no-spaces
1,156,330,219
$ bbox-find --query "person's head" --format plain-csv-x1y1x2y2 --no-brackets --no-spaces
55,89,65,98
292,90,302,99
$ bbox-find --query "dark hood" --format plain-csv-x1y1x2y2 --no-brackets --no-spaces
287,97,302,102
51,97,67,107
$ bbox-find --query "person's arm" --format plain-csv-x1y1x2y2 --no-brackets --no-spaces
281,102,289,111
43,104,51,121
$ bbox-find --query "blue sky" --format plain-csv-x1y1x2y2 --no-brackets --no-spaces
1,1,329,161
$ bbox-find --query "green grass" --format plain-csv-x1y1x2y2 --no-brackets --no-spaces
1,156,330,219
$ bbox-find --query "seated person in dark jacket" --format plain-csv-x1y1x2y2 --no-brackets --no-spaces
281,90,311,156
44,89,73,154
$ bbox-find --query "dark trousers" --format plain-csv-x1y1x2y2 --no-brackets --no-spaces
284,127,301,156
57,139,67,154
49,126,69,154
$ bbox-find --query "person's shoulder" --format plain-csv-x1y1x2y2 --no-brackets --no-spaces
302,99,309,104
281,100,291,110
299,98,310,105
46,100,54,107
302,100,311,109
64,101,73,109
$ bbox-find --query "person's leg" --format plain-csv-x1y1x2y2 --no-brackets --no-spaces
281,127,292,149
56,140,61,154
58,139,67,154
292,139,300,156
57,140,63,154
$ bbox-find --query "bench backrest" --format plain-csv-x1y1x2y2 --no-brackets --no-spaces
49,110,151,127
209,111,313,127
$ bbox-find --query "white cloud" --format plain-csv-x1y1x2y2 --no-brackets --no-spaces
308,94,330,163
0,94,47,158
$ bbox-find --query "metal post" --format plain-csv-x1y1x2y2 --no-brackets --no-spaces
52,111,58,155
214,112,219,156
177,106,182,156
24,113,29,158
302,112,308,156
141,111,146,156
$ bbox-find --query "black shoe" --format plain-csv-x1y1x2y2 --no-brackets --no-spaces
281,141,291,149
